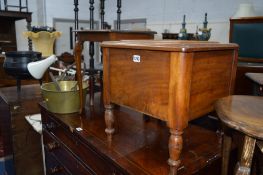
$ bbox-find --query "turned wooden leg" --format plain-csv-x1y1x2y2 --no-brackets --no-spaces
89,74,94,106
168,129,183,175
221,127,232,175
104,104,115,142
89,41,95,106
235,136,256,175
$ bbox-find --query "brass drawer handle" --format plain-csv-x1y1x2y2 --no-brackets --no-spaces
46,142,60,151
13,105,20,110
48,165,63,174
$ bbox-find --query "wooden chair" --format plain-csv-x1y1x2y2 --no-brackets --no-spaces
215,95,263,175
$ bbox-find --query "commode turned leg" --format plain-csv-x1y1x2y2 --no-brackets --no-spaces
168,129,183,175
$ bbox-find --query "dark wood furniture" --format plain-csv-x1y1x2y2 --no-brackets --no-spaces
0,10,33,87
245,73,263,96
215,95,263,175
41,93,224,175
1,0,28,12
0,85,44,175
101,40,238,174
0,10,32,51
162,33,196,40
74,30,156,108
229,17,263,95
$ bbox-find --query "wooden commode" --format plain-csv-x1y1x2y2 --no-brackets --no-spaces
101,40,238,175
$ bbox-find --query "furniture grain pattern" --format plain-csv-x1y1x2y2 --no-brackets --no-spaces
41,93,223,175
101,40,238,174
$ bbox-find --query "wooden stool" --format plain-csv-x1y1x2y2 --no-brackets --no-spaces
215,95,263,175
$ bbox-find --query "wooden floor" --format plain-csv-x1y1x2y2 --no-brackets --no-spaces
41,92,232,175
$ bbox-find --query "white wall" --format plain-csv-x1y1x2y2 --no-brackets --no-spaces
15,0,41,51
104,0,263,43
16,0,263,50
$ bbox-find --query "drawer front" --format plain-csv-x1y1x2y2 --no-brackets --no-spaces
42,111,125,175
45,150,70,175
73,134,125,175
44,131,93,175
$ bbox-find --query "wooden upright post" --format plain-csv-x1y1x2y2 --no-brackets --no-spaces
117,0,121,30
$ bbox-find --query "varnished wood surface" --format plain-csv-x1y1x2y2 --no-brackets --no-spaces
75,30,157,42
74,29,156,109
101,40,238,52
0,11,32,21
215,95,263,175
235,136,256,175
102,40,238,174
41,93,222,175
215,95,263,139
0,85,44,175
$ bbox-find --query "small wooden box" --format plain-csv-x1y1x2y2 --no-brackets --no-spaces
101,40,238,174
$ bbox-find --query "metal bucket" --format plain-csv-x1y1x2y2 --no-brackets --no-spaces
41,81,88,114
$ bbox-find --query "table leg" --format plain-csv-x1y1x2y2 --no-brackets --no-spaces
221,127,232,175
104,104,115,142
89,74,94,106
75,41,84,113
235,135,256,175
89,41,95,106
168,129,183,175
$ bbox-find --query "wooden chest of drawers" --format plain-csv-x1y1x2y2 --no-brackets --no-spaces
0,85,44,175
41,94,224,175
41,105,126,175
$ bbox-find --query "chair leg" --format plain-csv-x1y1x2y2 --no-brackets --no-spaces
221,129,232,175
235,136,256,175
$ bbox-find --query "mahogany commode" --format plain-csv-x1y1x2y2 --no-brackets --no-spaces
101,40,238,174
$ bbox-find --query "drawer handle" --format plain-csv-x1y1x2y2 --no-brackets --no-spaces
44,122,56,130
48,165,63,174
46,142,60,151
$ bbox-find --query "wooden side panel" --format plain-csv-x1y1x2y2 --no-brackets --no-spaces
189,50,236,120
111,33,154,40
109,48,170,121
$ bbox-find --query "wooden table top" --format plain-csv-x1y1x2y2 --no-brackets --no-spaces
101,40,238,52
215,95,263,139
40,93,222,175
74,30,157,42
0,84,41,103
74,29,157,34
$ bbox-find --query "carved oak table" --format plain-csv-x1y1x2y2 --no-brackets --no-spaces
101,40,238,175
